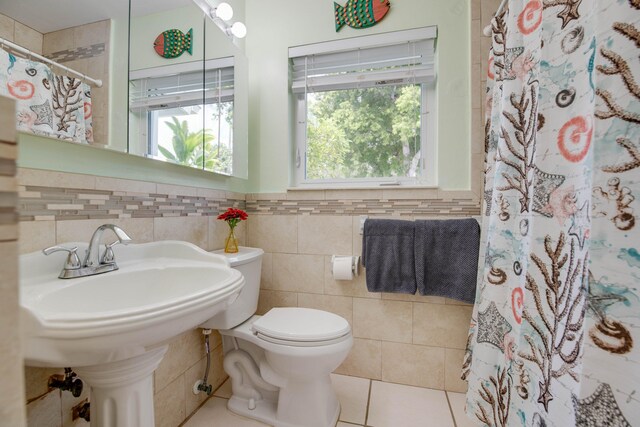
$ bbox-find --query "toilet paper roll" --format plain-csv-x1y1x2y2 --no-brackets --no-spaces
332,256,355,281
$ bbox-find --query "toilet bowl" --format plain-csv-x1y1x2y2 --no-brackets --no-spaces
200,247,353,427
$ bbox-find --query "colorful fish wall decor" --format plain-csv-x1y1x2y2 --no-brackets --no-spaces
334,0,391,32
154,28,193,59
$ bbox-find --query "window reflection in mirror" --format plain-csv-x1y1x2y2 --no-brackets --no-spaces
129,58,235,175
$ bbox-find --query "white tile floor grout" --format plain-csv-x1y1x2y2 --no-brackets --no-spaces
363,379,373,427
183,374,473,427
445,392,456,427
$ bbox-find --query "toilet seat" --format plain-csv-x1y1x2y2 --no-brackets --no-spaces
252,307,351,347
255,332,350,347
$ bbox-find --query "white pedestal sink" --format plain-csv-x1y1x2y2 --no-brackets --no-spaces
20,241,244,427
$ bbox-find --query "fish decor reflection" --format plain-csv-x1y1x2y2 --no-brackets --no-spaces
154,28,193,59
334,0,390,31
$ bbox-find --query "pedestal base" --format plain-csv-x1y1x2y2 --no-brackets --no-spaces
74,346,168,427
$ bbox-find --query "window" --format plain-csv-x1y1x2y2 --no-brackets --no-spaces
290,27,437,187
129,58,234,175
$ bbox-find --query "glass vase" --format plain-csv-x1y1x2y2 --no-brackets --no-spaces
224,227,239,253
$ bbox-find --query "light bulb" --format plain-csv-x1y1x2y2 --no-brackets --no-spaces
214,2,233,21
230,21,247,38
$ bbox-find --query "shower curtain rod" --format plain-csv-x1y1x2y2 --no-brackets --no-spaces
0,37,103,88
482,0,508,36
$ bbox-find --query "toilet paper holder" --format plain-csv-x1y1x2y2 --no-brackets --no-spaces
331,255,360,277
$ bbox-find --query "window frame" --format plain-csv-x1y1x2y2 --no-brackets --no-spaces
128,57,235,174
290,27,438,188
146,96,235,174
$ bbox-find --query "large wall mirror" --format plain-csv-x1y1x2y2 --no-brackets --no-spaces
129,0,248,178
0,0,130,152
0,0,248,179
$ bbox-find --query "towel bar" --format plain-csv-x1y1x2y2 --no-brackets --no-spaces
359,216,368,235
360,216,480,234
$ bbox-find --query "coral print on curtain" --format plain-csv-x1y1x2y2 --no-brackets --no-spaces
463,0,639,425
0,48,93,144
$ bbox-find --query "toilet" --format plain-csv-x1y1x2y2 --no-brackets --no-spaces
200,247,353,427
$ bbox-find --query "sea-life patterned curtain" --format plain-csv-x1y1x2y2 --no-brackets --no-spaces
464,0,639,425
0,47,93,144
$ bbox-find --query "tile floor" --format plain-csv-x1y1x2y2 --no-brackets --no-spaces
183,374,475,427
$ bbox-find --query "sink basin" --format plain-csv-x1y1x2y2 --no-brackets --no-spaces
20,241,244,367
20,240,244,367
19,240,244,427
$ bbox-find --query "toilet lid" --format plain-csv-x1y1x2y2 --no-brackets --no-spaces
251,307,350,342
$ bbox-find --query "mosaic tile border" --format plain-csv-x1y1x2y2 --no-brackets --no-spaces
19,184,481,220
0,157,17,176
0,190,19,226
0,158,18,226
19,185,245,222
246,198,481,216
45,43,106,64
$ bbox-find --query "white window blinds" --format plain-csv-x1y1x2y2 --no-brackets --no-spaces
129,57,234,111
289,26,436,94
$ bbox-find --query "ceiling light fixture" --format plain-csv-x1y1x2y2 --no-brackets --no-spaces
212,2,233,21
196,0,247,41
228,22,247,39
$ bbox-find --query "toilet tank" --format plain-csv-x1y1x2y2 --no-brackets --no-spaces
199,246,264,330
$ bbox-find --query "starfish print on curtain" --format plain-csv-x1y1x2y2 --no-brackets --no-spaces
464,0,639,425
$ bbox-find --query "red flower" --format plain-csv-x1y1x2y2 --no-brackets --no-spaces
217,208,248,228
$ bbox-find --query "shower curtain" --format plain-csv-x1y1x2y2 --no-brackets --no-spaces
0,47,93,144
464,0,639,425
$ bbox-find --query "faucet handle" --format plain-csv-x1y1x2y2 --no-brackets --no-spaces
101,241,120,264
42,246,82,270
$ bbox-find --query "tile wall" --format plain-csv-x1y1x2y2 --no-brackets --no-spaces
16,171,484,427
0,13,43,55
0,96,26,426
474,0,504,176
0,13,111,146
246,190,480,393
18,168,245,427
236,0,494,395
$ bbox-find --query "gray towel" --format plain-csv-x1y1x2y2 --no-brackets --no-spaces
362,219,416,294
414,219,480,303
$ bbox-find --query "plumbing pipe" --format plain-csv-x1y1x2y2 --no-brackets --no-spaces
72,399,90,422
223,349,278,402
197,329,214,395
48,368,83,397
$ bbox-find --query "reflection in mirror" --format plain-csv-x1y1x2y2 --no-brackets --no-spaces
205,5,248,179
128,0,248,179
129,58,235,175
0,0,130,152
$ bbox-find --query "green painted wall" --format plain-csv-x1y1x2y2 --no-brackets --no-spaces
245,0,471,192
17,0,471,193
129,6,205,71
130,1,245,71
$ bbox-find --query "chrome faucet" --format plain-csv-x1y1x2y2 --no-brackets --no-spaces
84,224,133,268
43,224,133,279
